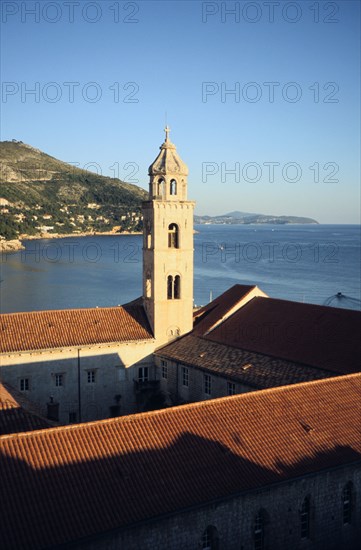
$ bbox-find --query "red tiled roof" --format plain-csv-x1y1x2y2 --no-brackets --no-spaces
206,297,361,374
1,374,360,549
0,302,153,353
157,334,333,388
0,383,51,435
193,284,257,335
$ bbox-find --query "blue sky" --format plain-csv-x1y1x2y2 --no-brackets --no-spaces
1,0,360,223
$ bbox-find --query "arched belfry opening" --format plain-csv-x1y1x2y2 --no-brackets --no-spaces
157,178,164,196
143,125,195,342
170,179,177,195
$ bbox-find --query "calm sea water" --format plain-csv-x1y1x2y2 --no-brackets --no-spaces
1,225,360,313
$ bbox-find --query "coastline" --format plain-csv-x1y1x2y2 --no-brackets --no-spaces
0,239,25,252
1,229,201,252
0,231,142,253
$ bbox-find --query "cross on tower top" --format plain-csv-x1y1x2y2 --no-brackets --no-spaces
164,125,171,142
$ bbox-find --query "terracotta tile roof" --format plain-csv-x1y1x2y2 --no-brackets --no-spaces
206,297,361,374
0,383,51,435
157,334,333,388
1,374,360,549
193,284,260,335
0,302,153,353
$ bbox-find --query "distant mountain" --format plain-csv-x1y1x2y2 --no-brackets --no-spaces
224,210,260,219
0,140,148,240
195,211,318,225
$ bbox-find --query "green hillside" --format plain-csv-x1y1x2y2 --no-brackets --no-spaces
0,141,148,240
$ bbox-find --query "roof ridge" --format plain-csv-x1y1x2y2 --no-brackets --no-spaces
0,337,155,355
253,295,361,314
2,373,359,442
0,305,130,317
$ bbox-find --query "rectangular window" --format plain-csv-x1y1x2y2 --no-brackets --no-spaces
343,484,352,524
343,499,351,524
227,382,236,396
161,360,168,379
138,366,149,382
254,513,264,550
20,378,29,391
118,367,125,381
87,370,96,384
204,374,211,395
55,374,63,387
182,367,189,387
300,497,310,539
69,412,77,424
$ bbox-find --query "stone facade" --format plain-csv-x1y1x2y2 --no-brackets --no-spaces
1,340,156,423
71,464,361,550
143,126,195,344
157,356,253,405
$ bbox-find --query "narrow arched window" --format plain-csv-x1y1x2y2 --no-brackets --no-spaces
145,272,151,298
157,178,164,196
201,525,218,550
174,275,180,299
167,275,181,299
170,179,177,195
343,482,353,524
300,496,310,539
167,275,173,299
145,221,151,249
254,511,265,550
168,223,179,248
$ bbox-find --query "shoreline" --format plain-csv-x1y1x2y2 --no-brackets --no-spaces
0,231,142,253
1,229,201,252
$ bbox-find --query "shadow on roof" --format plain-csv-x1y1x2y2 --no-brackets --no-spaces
0,382,52,435
1,430,360,549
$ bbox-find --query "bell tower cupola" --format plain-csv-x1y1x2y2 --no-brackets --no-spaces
142,127,195,344
148,126,189,201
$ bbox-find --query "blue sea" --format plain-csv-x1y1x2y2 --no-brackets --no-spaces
1,225,360,313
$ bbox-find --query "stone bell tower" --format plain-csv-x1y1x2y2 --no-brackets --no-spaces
142,127,195,344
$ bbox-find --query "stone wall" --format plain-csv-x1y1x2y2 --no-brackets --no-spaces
0,340,156,423
72,464,361,550
156,356,254,406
